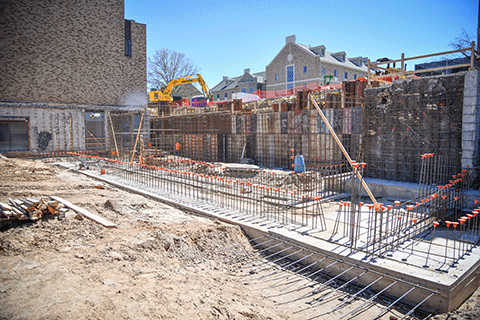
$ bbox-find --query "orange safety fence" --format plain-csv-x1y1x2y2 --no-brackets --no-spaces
210,81,344,106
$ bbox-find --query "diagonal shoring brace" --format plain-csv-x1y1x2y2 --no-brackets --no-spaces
309,93,377,205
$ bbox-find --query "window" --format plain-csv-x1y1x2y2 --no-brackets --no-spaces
217,94,219,99
287,83,294,89
249,86,254,93
344,72,348,79
241,88,246,93
353,74,357,80
124,20,131,57
224,93,227,98
334,70,338,77
287,66,294,82
303,66,307,73
322,68,325,75
275,74,278,81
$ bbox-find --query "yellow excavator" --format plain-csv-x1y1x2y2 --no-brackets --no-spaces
149,74,213,102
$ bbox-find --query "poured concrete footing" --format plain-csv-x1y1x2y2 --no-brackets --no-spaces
69,165,480,314
240,224,480,313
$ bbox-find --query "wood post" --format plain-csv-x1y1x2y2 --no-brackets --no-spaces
367,59,371,87
401,53,405,78
309,93,377,205
130,109,145,163
470,41,476,70
108,112,120,159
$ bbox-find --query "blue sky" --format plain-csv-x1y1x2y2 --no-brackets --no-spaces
125,0,478,90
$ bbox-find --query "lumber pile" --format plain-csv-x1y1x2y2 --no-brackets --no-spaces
0,198,67,221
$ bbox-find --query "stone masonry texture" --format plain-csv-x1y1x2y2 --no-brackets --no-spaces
0,0,146,106
363,73,465,182
266,42,368,91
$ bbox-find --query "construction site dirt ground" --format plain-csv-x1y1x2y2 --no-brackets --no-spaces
1,156,480,320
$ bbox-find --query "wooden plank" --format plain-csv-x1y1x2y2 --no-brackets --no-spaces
370,47,472,66
0,202,12,211
372,63,472,81
309,94,378,205
50,196,116,228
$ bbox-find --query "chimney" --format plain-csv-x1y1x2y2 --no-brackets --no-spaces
286,35,296,44
223,76,228,81
244,68,250,74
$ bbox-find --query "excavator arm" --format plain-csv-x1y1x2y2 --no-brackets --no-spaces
149,74,212,102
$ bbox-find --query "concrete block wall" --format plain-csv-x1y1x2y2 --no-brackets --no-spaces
0,105,85,152
0,0,146,106
462,70,480,169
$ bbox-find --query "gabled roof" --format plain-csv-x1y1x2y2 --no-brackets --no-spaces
267,35,369,72
211,71,266,92
171,83,202,99
210,77,238,91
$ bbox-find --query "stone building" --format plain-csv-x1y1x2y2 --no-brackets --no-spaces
0,0,146,153
211,69,266,101
266,35,368,91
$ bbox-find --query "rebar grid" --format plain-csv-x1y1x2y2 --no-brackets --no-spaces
328,152,478,263
68,152,344,230
219,234,438,319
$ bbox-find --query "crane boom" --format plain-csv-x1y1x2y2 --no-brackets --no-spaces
149,74,212,102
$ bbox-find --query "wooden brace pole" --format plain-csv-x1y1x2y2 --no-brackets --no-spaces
108,112,120,159
130,109,146,163
87,130,106,148
308,93,377,205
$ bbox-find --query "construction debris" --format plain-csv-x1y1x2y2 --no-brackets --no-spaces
0,197,64,221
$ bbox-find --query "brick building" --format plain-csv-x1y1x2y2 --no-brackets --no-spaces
211,69,266,101
266,35,368,91
0,0,146,153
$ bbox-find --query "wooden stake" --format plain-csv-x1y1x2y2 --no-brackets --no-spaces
309,93,377,205
87,130,106,148
130,109,146,163
108,112,120,159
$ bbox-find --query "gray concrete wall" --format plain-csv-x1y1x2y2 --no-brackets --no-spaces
0,105,85,152
462,70,480,169
0,103,147,153
0,0,146,106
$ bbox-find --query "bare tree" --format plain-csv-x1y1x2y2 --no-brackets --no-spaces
148,48,200,91
449,29,475,59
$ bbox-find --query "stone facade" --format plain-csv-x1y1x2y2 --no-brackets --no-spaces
211,69,266,101
266,35,368,91
0,0,146,106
